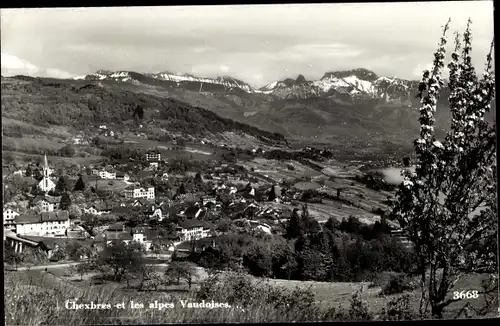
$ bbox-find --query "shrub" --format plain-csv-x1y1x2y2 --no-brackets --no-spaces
380,294,416,321
380,274,416,296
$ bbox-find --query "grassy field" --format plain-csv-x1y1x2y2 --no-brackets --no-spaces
5,267,496,325
94,179,131,192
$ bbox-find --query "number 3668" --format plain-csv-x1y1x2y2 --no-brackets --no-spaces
453,290,479,300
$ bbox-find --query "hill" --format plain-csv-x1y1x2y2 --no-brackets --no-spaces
1,76,287,147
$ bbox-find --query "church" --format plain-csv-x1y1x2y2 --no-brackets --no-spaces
38,154,56,193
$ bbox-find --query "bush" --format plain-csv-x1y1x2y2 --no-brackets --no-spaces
380,274,416,296
380,294,416,321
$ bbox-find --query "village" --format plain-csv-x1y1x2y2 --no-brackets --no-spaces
2,147,331,262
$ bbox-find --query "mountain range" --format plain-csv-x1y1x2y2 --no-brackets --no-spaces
3,66,496,154
81,68,419,104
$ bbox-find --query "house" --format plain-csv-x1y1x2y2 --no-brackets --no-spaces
248,220,272,234
116,172,130,182
98,170,116,180
15,210,70,237
72,137,85,145
124,186,155,200
38,154,56,193
176,220,211,242
202,197,217,206
65,225,90,238
144,203,164,221
31,196,61,212
83,203,112,216
104,225,154,251
3,208,20,231
149,161,159,169
132,198,151,207
13,169,25,176
146,150,161,162
178,206,207,219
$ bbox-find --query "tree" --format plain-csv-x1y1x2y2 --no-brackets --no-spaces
165,261,197,290
286,205,321,239
98,241,145,282
177,183,186,195
74,175,86,191
391,20,496,319
60,192,72,210
25,166,32,177
68,204,82,219
59,144,76,157
194,172,203,184
70,262,92,281
55,176,67,194
4,247,23,271
268,185,277,201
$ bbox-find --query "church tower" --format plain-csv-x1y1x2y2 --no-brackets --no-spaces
43,153,50,177
38,153,55,193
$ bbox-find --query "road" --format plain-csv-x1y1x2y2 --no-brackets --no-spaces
7,261,83,271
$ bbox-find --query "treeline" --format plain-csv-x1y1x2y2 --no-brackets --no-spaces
1,78,286,144
263,148,333,163
188,207,414,282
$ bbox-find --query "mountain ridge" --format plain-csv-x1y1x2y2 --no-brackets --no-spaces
81,67,422,102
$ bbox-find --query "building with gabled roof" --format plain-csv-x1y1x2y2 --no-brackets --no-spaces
15,210,70,236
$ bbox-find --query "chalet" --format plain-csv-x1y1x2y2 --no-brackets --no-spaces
15,210,70,237
176,220,211,242
124,186,155,200
146,150,161,162
3,208,20,231
115,172,130,182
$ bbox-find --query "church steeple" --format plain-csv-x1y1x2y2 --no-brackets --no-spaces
43,153,50,178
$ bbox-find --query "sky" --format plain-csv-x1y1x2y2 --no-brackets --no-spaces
0,2,495,88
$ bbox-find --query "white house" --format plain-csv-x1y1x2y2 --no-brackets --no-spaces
13,169,25,176
83,204,111,216
124,186,155,200
149,162,159,169
176,220,211,242
15,211,70,237
98,170,116,180
146,150,161,161
3,208,20,231
38,154,56,193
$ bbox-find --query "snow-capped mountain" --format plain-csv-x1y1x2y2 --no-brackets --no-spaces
261,68,419,102
78,68,420,104
258,74,321,99
147,71,255,93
